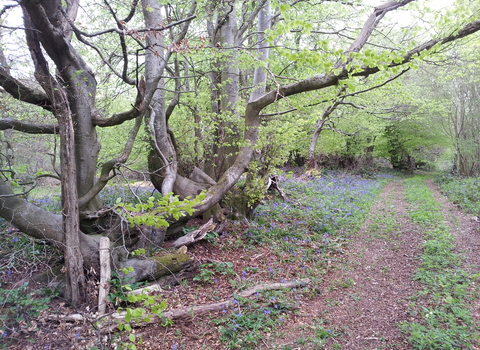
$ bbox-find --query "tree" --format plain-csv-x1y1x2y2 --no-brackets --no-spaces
1,0,480,304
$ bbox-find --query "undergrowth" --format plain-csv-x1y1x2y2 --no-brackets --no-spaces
434,174,480,216
0,171,390,349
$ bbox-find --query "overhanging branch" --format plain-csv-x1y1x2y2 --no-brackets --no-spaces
93,77,146,127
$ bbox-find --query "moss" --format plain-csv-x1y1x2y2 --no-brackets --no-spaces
151,253,190,278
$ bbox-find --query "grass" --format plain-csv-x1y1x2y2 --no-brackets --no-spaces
400,176,478,349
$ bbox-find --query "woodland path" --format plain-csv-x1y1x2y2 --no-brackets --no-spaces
274,178,480,349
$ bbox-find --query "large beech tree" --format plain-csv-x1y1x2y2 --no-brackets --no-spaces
0,0,480,304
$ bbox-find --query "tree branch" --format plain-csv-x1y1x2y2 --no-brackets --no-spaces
0,4,18,18
67,15,196,38
48,278,311,327
93,77,146,127
0,67,52,111
0,118,58,134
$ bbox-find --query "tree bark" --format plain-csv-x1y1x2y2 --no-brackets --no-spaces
59,101,85,306
143,0,196,195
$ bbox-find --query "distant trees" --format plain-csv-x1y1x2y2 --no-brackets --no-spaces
433,51,480,176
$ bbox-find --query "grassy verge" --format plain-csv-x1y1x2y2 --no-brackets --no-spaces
401,176,479,349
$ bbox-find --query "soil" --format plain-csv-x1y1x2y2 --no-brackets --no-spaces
4,178,480,349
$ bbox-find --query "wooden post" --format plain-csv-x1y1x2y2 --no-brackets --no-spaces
98,237,111,315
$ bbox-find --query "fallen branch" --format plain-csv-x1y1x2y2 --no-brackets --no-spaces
47,278,311,327
170,217,215,248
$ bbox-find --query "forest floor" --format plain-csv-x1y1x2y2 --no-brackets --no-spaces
2,175,480,349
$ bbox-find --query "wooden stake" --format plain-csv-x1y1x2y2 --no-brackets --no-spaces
98,236,111,315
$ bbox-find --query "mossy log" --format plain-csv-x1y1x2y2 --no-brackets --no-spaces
32,252,191,296
119,253,191,282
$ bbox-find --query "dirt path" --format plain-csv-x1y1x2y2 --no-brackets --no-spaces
276,178,480,349
304,179,424,349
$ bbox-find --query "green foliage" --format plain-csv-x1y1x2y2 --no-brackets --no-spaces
107,272,146,306
214,294,285,349
204,230,220,243
244,172,268,209
108,270,170,350
0,284,57,335
116,192,205,228
193,262,236,284
376,118,447,171
434,174,480,216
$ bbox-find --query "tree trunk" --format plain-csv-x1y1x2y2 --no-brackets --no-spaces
143,0,196,195
308,119,327,168
58,101,85,306
205,3,240,180
21,2,87,305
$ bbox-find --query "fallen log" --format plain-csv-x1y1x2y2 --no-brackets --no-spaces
119,252,191,282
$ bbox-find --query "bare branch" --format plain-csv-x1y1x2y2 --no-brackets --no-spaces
0,118,58,134
337,101,366,109
93,77,146,127
342,69,410,99
237,0,269,43
68,15,196,38
101,0,137,84
0,4,17,18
